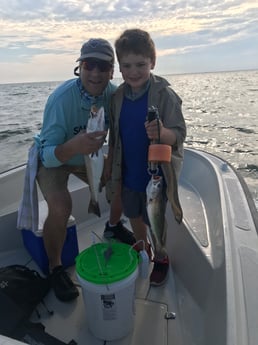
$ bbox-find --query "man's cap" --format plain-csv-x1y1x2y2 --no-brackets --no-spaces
76,38,114,63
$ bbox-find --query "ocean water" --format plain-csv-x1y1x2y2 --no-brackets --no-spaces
0,70,257,208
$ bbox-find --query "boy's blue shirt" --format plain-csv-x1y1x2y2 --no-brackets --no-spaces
120,91,150,192
34,78,116,167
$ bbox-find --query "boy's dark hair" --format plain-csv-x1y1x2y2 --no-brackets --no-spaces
115,28,156,64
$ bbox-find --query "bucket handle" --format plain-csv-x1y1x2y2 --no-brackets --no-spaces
91,231,103,244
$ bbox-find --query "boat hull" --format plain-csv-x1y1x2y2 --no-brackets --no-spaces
0,148,258,345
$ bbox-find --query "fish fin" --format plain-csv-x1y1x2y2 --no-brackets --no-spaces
88,200,101,217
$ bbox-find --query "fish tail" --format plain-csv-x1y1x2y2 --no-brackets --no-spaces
88,200,101,217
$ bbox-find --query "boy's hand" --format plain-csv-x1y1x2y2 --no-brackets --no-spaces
145,119,163,141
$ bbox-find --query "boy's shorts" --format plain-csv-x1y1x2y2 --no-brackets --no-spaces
121,186,150,225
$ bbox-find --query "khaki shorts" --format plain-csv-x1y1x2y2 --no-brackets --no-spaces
36,160,112,202
36,162,88,197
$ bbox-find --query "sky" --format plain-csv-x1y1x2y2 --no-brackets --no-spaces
0,0,258,84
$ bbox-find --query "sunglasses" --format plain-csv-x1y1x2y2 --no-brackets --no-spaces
82,59,113,72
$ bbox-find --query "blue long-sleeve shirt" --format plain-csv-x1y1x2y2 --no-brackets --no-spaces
34,78,116,167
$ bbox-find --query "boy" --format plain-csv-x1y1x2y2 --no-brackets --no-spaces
106,29,186,286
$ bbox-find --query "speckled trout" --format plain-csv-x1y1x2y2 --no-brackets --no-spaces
146,175,168,257
146,164,183,256
84,106,105,217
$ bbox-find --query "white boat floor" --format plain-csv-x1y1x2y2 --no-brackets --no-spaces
0,213,184,345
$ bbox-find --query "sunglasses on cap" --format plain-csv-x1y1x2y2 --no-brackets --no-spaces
82,58,113,72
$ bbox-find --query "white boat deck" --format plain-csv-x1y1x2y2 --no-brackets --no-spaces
1,148,258,345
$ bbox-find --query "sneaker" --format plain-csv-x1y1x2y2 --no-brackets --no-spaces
51,266,79,302
149,256,169,286
103,221,136,245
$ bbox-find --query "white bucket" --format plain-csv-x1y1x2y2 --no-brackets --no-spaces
76,243,139,341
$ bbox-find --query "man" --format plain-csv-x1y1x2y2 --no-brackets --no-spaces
36,38,135,302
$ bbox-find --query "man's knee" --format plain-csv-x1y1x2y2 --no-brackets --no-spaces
47,191,72,217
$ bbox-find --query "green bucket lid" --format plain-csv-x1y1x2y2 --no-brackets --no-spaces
76,242,139,284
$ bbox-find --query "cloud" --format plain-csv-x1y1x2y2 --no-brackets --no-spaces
0,0,257,82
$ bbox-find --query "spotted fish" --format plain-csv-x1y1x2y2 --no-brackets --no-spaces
146,162,183,256
146,175,167,257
